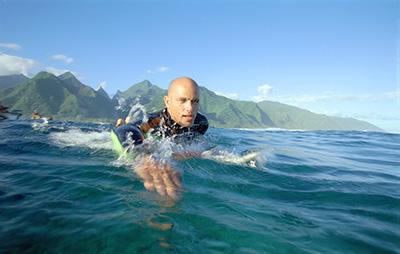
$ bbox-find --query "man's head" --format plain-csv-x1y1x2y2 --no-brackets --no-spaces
164,77,200,127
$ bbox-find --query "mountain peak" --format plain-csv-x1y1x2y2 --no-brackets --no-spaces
57,72,85,89
143,80,152,86
111,90,123,100
58,71,77,80
134,80,153,88
34,71,56,79
96,86,110,99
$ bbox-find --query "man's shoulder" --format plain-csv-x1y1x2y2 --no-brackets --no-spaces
195,112,208,125
194,112,208,134
147,110,163,121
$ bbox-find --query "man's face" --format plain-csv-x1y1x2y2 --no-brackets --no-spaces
164,81,199,127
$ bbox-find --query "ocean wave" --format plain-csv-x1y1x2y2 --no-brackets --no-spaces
0,121,399,253
49,128,114,150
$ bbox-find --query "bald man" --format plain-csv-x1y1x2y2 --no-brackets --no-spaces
114,77,208,199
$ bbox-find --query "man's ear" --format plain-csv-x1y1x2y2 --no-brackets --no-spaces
163,95,169,107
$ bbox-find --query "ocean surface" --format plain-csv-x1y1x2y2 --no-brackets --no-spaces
0,120,399,254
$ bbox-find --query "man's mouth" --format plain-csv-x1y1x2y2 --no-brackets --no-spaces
182,115,193,121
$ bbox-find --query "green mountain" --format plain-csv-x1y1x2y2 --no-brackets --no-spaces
0,74,29,90
116,81,272,128
121,80,166,112
198,86,274,128
115,81,381,131
0,73,381,130
96,87,110,100
257,101,379,130
0,71,115,119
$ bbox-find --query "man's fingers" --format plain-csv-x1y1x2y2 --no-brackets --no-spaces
151,172,166,196
162,171,181,199
166,187,179,200
162,170,177,189
155,183,166,196
170,170,182,188
144,181,155,191
135,157,182,199
163,164,182,189
135,165,152,182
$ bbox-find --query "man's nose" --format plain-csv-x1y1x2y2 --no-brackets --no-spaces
183,100,193,112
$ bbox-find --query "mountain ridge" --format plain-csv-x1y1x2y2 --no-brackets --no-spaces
0,74,29,90
0,72,381,131
0,72,115,120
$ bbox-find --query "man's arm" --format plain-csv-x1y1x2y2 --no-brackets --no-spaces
114,121,183,200
134,155,182,200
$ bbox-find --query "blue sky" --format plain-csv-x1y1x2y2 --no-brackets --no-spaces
0,0,399,131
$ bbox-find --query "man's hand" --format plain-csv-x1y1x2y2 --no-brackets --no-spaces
135,156,182,200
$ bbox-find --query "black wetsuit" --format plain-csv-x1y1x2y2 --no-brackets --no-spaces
114,108,208,147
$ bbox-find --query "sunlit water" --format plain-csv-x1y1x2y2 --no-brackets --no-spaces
0,120,399,254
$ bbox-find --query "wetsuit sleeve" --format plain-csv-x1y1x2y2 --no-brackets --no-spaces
114,123,144,147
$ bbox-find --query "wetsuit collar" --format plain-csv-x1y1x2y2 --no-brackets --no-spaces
161,108,193,136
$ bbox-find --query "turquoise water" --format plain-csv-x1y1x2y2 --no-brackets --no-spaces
0,120,399,253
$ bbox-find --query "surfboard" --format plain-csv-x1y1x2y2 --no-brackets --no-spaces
111,129,260,167
111,129,128,159
172,148,260,167
201,149,260,167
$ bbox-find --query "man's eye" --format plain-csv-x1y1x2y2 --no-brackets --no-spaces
177,98,199,104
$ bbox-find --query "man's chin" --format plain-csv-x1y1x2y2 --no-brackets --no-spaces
180,123,192,128
179,120,193,128
180,116,195,127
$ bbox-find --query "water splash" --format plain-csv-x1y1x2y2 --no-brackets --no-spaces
114,96,127,111
49,128,114,150
126,103,148,124
200,146,269,168
31,118,51,132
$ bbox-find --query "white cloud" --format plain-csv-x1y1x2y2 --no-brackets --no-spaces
0,52,38,75
215,91,239,100
51,54,74,64
258,84,273,94
97,81,107,90
146,66,170,74
157,66,169,72
0,43,22,51
252,84,273,102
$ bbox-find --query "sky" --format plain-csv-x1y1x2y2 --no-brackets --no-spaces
0,0,399,131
